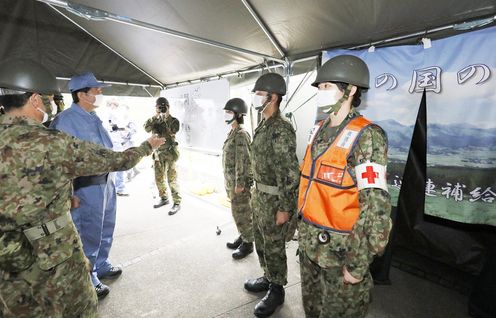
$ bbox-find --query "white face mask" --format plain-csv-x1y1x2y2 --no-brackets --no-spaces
88,93,105,107
224,112,235,124
35,107,49,123
316,88,341,108
50,101,58,115
252,94,268,111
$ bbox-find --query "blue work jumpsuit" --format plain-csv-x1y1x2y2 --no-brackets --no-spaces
51,103,117,287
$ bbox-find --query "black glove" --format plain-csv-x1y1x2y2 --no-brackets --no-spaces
111,124,119,131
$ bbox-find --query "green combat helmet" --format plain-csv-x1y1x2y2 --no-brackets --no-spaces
252,73,287,96
224,98,248,115
312,55,370,89
0,59,59,94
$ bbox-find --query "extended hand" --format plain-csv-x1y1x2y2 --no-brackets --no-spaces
275,211,290,225
147,135,166,149
343,266,362,284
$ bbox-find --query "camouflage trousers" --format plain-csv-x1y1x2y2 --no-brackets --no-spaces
0,249,97,318
252,190,288,286
299,251,372,318
154,152,181,203
228,189,254,243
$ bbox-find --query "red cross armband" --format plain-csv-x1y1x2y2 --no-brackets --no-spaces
355,161,388,192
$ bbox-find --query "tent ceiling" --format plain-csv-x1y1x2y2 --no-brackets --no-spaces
252,0,496,57
1,0,495,95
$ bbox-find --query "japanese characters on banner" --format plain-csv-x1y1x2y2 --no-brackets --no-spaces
323,26,496,226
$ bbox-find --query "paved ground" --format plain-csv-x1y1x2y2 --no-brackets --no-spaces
97,160,471,318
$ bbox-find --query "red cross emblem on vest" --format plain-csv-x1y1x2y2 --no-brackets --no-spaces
361,166,378,184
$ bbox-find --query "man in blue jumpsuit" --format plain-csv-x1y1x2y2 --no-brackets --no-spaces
50,72,121,299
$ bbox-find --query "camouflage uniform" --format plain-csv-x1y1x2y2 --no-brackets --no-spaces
144,115,181,203
0,115,153,317
298,109,392,318
222,125,253,243
251,110,300,286
40,95,56,127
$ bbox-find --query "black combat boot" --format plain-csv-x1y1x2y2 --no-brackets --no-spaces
254,283,285,317
244,276,270,293
168,203,181,215
95,283,110,299
226,236,242,249
232,241,253,260
153,197,169,208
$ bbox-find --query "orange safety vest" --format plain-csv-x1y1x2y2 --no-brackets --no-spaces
298,116,372,233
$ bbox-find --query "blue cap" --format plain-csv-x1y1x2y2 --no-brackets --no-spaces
68,72,111,92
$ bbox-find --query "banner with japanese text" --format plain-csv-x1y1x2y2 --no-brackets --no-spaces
323,26,496,226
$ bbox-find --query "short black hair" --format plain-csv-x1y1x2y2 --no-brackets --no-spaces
335,82,363,108
72,87,91,104
0,92,34,112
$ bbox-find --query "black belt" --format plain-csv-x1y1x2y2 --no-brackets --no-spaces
74,174,108,191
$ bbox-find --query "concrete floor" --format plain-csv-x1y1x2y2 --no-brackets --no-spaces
98,165,471,318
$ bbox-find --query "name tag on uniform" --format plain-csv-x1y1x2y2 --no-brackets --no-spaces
317,164,344,184
308,124,320,145
336,129,358,149
355,161,388,192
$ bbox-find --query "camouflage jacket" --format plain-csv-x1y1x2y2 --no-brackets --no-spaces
299,109,392,280
251,110,300,213
144,114,179,154
0,115,152,272
222,125,252,193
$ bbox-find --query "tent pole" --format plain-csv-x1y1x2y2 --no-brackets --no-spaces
283,59,291,107
56,77,162,88
240,0,285,57
105,18,285,64
47,4,165,89
142,87,154,97
164,64,284,89
348,15,495,50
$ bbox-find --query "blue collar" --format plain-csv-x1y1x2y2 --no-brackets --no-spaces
70,103,102,122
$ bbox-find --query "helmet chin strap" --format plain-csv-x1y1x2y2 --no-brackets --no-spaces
226,114,237,125
321,84,352,115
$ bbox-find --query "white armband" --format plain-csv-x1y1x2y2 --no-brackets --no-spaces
355,161,388,192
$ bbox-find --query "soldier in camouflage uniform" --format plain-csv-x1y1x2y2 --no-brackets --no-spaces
222,98,254,260
0,59,164,317
298,55,392,318
40,94,58,127
144,97,181,215
244,73,300,318
53,94,65,113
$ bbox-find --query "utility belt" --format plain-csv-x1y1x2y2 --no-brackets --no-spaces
23,214,72,243
254,181,280,196
0,213,72,273
73,173,108,191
